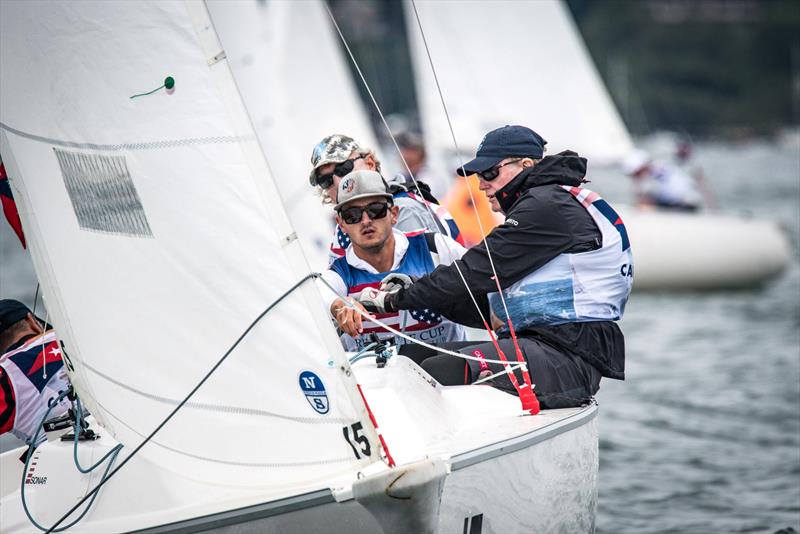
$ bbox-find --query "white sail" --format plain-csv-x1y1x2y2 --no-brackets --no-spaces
406,0,633,184
0,0,380,489
206,0,379,270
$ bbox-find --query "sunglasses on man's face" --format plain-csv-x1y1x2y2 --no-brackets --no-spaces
478,158,522,181
314,155,365,189
338,202,390,225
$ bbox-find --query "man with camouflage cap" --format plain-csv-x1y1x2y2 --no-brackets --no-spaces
309,134,463,262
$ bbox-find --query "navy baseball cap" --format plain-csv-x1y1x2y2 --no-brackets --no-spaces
457,125,547,176
0,299,31,335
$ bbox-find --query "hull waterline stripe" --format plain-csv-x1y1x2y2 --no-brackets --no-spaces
451,402,598,470
0,122,254,152
125,489,337,534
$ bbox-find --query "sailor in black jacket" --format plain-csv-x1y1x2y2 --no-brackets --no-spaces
357,125,633,408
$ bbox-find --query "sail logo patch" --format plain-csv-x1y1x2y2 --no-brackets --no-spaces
299,371,329,415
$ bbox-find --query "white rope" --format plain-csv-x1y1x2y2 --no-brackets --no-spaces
323,3,441,237
326,1,497,332
39,308,50,380
408,0,522,355
318,278,526,371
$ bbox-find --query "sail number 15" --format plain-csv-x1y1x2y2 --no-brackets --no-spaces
342,422,371,459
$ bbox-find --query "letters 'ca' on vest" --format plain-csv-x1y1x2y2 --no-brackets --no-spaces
489,186,633,329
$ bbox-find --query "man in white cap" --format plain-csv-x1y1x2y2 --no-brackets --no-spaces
320,170,468,352
622,149,702,211
309,134,464,261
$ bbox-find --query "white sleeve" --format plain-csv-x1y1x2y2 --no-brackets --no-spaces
394,197,437,233
433,233,468,266
317,269,348,315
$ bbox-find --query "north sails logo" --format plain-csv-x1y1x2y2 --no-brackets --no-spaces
299,370,329,415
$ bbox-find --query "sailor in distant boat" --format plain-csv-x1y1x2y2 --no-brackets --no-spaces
320,170,468,352
356,125,633,409
622,148,702,212
0,299,71,445
308,134,463,263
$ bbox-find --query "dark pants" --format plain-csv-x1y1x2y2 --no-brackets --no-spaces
399,338,601,409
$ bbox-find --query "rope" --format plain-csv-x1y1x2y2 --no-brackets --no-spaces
318,279,527,370
323,3,442,236
21,389,122,532
408,0,538,413
44,273,319,533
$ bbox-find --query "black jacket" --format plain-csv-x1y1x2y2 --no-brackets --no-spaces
397,151,626,379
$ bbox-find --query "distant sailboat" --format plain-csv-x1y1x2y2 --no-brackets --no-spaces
406,0,789,290
0,1,598,532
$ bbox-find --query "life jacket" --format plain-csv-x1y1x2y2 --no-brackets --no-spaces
329,192,464,261
330,231,467,351
0,331,71,444
489,186,633,329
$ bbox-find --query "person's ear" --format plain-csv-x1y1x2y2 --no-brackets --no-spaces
335,213,344,227
365,153,377,170
390,205,399,224
521,158,535,168
26,313,44,334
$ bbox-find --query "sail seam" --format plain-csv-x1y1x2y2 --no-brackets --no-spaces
93,396,355,468
82,362,349,425
0,122,254,152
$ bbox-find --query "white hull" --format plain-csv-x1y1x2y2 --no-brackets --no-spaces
620,206,791,290
0,358,598,533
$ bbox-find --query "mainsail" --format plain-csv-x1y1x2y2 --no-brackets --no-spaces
0,0,380,489
406,0,633,186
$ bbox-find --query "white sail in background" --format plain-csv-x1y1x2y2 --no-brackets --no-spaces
0,0,380,489
406,0,633,184
206,0,379,270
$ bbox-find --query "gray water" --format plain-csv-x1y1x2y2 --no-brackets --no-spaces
1,138,798,532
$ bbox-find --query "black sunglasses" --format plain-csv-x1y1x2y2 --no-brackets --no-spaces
478,158,522,181
338,201,391,225
314,155,365,189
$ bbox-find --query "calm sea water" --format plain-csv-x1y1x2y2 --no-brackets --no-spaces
1,137,798,532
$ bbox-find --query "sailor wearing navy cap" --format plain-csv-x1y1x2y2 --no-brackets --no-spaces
357,125,633,409
0,299,71,444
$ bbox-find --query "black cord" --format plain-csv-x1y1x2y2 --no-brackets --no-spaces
32,283,39,317
45,273,319,533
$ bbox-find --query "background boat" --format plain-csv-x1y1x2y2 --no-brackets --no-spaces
402,0,791,290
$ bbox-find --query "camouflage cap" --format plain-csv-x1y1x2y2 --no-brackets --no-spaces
309,134,361,186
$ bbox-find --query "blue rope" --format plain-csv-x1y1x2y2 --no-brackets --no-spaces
21,392,122,531
348,342,378,364
72,397,123,474
20,390,123,532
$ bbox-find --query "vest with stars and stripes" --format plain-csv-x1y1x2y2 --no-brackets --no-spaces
328,192,464,263
330,231,467,352
489,186,633,330
0,331,71,444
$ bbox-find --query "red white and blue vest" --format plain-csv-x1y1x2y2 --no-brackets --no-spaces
331,232,466,351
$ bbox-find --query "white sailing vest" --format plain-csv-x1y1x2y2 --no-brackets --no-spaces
0,331,71,444
489,186,633,328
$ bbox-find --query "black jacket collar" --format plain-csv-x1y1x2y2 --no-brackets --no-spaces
496,150,587,214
